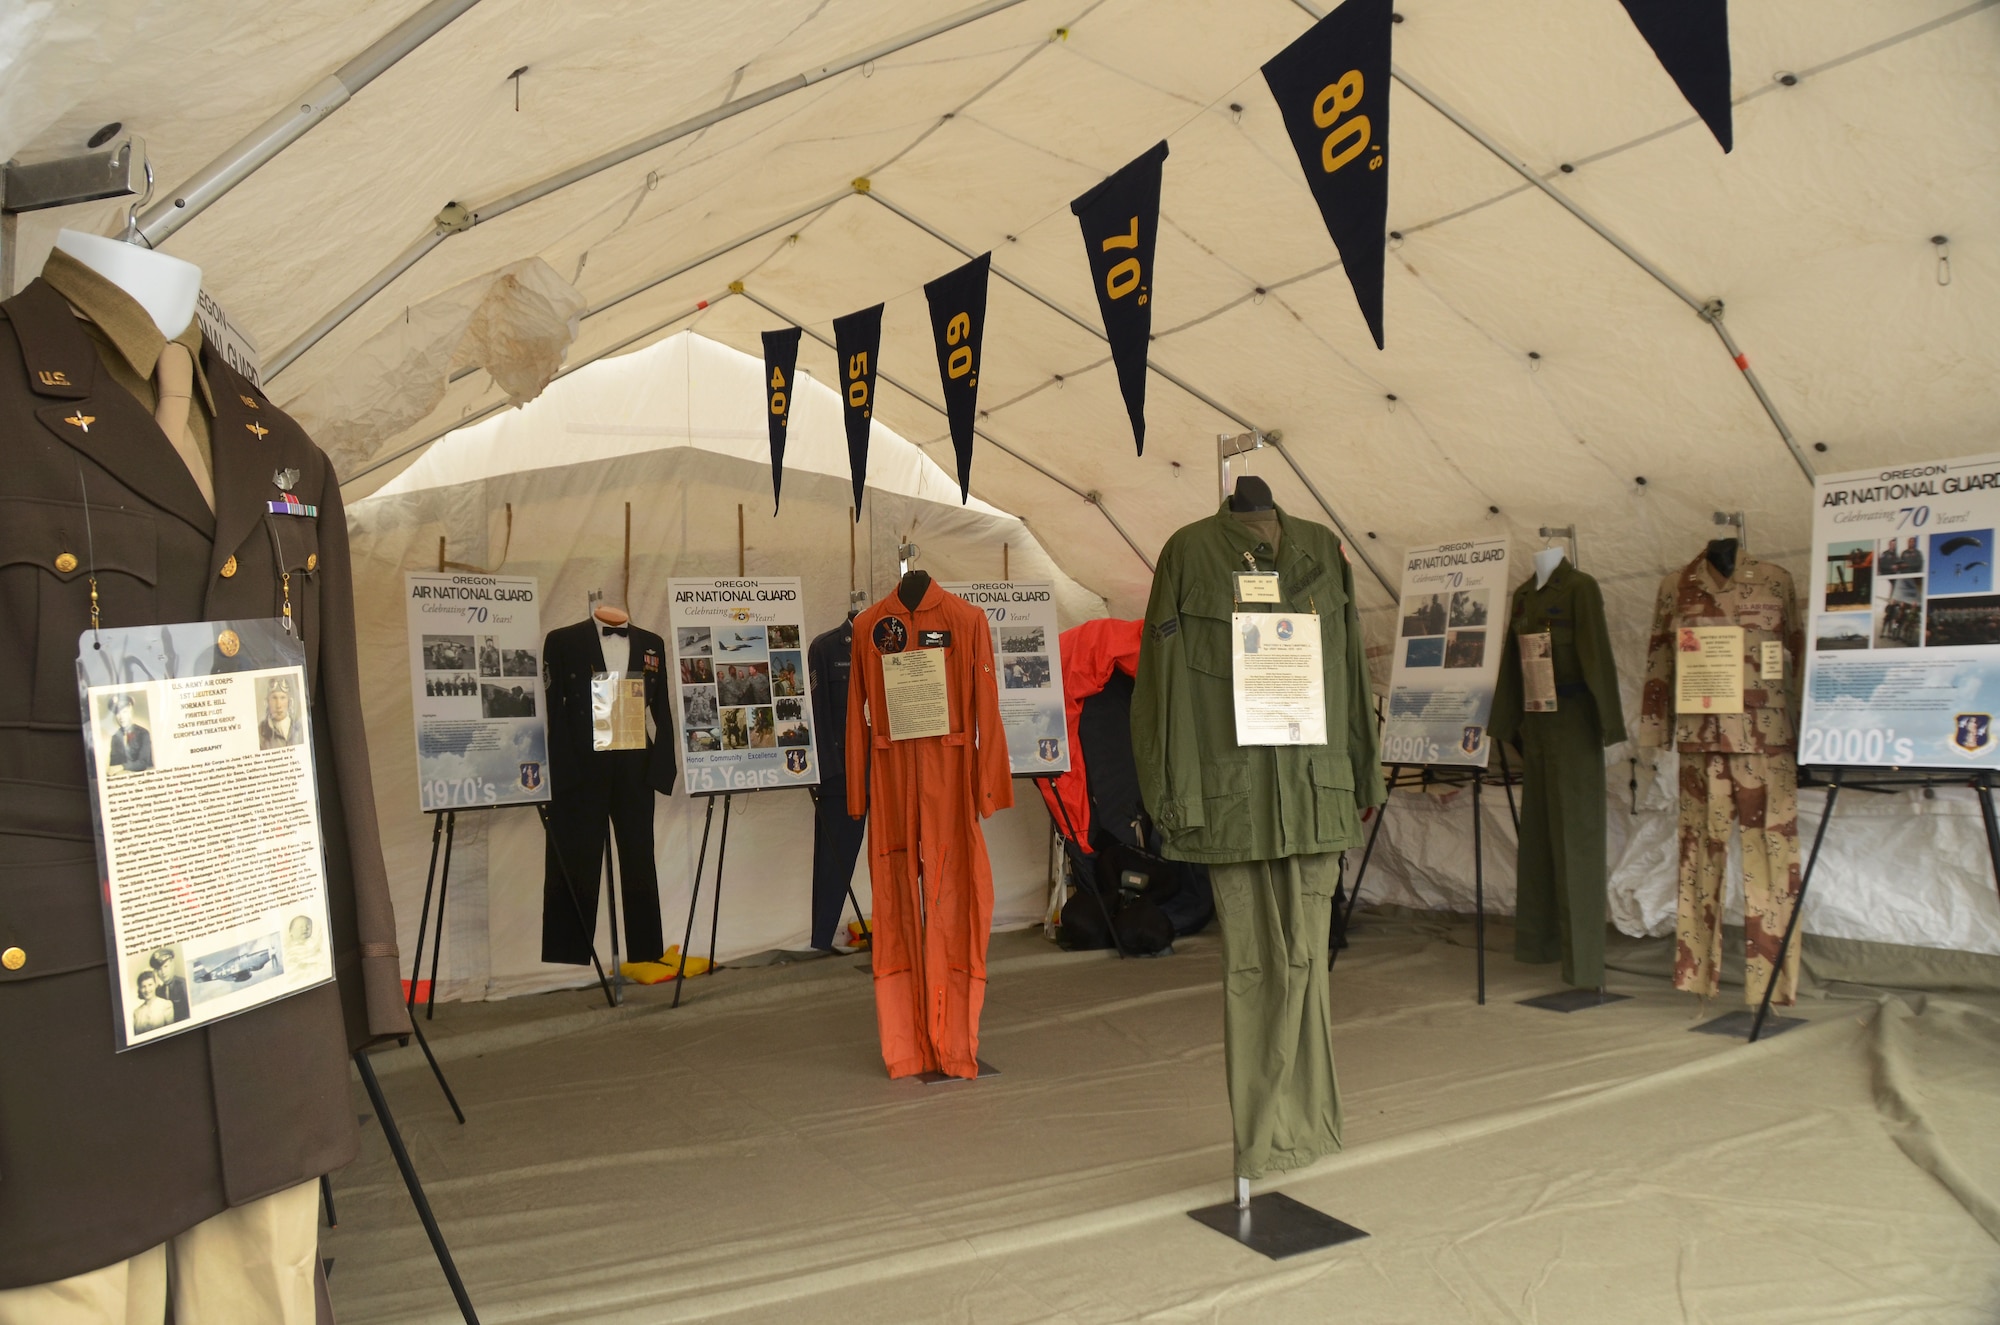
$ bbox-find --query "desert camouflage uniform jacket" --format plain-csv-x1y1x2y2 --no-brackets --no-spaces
1637,553,1804,753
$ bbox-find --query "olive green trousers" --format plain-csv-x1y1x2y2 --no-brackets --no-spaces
1515,702,1608,988
1210,852,1343,1179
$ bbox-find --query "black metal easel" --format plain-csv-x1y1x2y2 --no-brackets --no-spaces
1330,757,1519,1005
670,793,733,1008
1739,765,2000,1043
407,806,619,1020
352,1050,481,1323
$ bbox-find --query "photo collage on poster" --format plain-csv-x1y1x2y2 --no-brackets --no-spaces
677,623,809,756
940,582,1069,774
1398,587,1489,671
1815,530,1996,653
403,574,551,810
1381,539,1510,766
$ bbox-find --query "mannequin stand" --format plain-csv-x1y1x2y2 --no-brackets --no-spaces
353,1052,481,1323
1187,1185,1368,1259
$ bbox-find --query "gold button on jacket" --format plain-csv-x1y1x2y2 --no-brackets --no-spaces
1,947,24,971
55,552,77,573
220,554,237,578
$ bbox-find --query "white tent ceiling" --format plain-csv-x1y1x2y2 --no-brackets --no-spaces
9,0,1994,630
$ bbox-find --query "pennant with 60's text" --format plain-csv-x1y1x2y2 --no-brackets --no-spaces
923,253,990,504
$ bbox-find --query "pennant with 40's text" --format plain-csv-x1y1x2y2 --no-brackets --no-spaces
1071,140,1167,456
761,327,802,514
832,303,883,523
923,253,990,504
1616,0,1732,152
1262,0,1392,349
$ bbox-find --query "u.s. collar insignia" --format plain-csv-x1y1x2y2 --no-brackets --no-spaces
63,411,95,432
240,394,259,410
272,467,300,490
246,422,270,441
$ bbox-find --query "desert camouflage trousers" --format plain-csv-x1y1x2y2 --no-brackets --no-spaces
1676,752,1803,1005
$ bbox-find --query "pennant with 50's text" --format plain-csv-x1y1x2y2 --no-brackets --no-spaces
1261,0,1392,349
923,253,990,504
832,303,883,523
1616,0,1732,152
761,327,802,514
1071,140,1167,456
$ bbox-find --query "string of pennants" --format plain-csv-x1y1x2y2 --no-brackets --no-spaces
761,0,1731,516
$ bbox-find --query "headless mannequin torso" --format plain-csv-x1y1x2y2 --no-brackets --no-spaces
1533,547,1564,588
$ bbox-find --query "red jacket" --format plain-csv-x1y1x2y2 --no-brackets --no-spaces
1035,617,1143,850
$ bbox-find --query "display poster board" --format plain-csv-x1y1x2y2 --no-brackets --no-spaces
1802,453,2000,768
668,578,822,792
77,620,335,1050
404,573,551,810
1382,538,1511,765
941,581,1070,775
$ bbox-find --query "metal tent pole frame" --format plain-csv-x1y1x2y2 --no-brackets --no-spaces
266,0,1033,378
134,0,482,249
861,189,1394,598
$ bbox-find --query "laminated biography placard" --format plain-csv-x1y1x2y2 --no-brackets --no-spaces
1519,632,1558,712
76,620,335,1051
881,647,951,740
591,673,647,750
1231,612,1327,745
1675,626,1746,714
941,581,1069,774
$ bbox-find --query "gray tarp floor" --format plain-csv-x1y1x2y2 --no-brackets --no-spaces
326,917,2000,1323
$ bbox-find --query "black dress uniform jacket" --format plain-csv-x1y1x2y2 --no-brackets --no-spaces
539,620,676,964
0,278,411,1287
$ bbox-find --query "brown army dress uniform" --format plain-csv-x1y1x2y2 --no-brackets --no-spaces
0,255,409,1299
1637,552,1806,1005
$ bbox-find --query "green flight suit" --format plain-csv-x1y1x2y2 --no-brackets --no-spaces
1132,502,1384,1178
1490,559,1627,988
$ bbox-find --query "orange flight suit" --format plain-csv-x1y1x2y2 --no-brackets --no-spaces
847,581,1013,1079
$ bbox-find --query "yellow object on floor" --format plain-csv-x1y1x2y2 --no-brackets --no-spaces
846,921,871,951
618,947,712,985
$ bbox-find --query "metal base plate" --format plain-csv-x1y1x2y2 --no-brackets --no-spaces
916,1059,999,1085
1691,1009,1806,1039
1518,988,1633,1013
1187,1192,1369,1260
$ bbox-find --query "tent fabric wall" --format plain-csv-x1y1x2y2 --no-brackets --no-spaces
5,1,1996,966
347,330,1100,1000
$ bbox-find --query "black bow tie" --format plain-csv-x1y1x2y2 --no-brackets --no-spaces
600,625,628,637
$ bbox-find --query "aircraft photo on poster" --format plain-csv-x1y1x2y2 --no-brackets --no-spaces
1382,538,1511,766
669,579,821,791
404,573,551,810
1802,453,2000,768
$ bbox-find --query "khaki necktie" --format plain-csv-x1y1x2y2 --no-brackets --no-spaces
154,341,214,511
